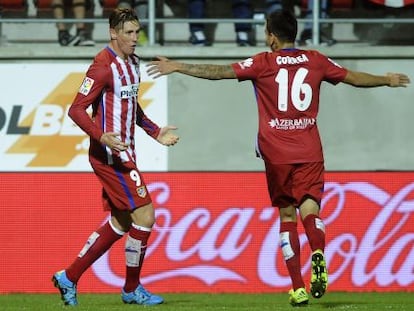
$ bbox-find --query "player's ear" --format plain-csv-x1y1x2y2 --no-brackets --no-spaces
110,28,117,40
269,34,278,50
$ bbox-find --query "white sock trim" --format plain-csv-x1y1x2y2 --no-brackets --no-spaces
131,223,152,232
109,219,126,236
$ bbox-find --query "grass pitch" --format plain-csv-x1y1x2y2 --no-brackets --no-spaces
0,292,413,310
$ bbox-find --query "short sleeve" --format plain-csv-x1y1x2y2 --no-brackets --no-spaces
232,52,267,81
319,54,348,85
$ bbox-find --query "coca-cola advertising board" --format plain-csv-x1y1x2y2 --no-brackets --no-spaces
0,171,413,293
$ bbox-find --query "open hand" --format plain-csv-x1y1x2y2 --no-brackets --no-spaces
157,126,179,146
147,56,177,79
387,73,411,87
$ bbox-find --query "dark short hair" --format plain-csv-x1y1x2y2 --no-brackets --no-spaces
266,10,297,43
109,8,139,30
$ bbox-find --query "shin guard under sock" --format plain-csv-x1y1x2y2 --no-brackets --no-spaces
302,214,325,252
280,221,305,290
123,223,151,293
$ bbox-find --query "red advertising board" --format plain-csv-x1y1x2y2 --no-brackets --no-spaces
0,172,413,293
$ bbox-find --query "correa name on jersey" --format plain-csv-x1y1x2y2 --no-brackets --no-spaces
276,54,309,66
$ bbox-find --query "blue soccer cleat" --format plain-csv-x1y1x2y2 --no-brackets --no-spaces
51,270,78,306
122,284,164,305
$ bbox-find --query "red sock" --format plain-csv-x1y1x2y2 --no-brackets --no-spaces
302,214,325,252
66,221,124,283
280,221,305,290
123,223,151,293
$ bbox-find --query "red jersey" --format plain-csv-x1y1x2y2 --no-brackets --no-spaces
69,47,160,165
232,49,347,164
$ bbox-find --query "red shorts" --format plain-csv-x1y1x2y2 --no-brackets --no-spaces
91,159,152,211
264,161,324,209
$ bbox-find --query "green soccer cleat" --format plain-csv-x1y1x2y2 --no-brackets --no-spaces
288,287,309,306
310,250,328,299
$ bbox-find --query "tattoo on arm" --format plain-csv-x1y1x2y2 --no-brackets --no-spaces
180,64,236,80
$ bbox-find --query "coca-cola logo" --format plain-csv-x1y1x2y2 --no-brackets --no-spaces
91,179,414,291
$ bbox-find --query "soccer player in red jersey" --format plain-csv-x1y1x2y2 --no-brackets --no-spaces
51,8,179,306
146,9,410,306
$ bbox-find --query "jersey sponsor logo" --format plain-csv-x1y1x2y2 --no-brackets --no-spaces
79,76,95,95
120,83,139,99
268,117,316,130
276,54,309,65
238,58,254,69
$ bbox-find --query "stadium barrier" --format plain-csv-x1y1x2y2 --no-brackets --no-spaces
1,0,414,45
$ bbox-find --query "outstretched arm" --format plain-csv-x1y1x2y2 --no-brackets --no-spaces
147,56,237,80
343,70,410,88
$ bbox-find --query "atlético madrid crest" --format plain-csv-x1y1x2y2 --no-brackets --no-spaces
136,186,147,198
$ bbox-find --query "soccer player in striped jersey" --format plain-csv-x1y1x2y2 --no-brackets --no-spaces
147,9,410,307
52,8,178,306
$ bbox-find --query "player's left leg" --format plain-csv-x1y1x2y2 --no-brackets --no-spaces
121,203,164,305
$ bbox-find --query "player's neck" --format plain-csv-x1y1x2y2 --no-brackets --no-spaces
281,42,295,49
109,42,129,62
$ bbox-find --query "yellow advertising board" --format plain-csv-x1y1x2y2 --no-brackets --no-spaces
0,63,168,171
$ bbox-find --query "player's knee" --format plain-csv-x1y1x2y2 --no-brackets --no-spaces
131,203,156,227
279,205,297,221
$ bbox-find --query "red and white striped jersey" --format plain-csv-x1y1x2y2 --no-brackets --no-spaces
69,46,160,165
